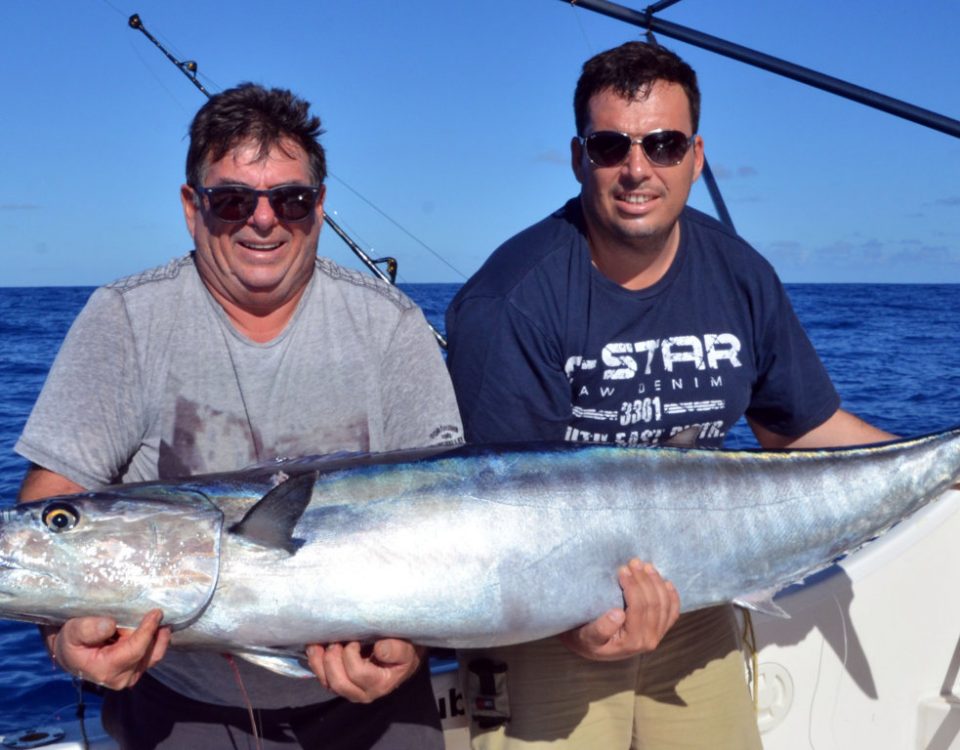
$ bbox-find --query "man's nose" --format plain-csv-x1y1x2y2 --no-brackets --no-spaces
249,195,279,229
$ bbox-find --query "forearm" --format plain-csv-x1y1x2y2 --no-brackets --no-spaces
751,408,896,450
17,464,85,503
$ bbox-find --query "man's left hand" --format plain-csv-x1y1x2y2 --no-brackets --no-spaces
559,558,680,661
306,639,423,703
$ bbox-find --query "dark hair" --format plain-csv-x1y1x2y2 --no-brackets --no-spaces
186,83,326,187
573,42,700,136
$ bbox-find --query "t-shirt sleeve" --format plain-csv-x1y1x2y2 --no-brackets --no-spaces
15,287,146,488
745,277,840,437
379,305,463,450
446,294,572,444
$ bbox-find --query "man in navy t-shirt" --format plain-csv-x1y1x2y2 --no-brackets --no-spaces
446,41,891,750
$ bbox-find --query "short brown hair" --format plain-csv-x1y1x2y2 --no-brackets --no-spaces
574,42,700,136
186,83,326,186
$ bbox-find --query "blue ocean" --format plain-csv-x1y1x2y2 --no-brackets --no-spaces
0,282,958,733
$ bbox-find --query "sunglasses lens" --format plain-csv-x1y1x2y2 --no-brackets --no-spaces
270,187,317,222
201,186,318,223
584,131,692,167
207,188,257,222
584,132,632,167
641,131,692,166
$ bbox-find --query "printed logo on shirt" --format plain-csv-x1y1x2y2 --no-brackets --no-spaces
564,332,744,447
593,334,742,380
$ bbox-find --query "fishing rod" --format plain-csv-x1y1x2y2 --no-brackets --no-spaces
128,13,447,349
564,0,960,140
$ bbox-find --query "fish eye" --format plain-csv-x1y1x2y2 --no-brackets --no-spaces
42,502,80,533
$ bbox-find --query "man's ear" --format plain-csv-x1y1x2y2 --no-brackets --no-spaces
691,135,705,184
181,184,200,237
571,136,585,185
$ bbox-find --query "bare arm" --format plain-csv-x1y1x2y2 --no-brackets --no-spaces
756,408,960,493
750,408,896,450
17,465,85,503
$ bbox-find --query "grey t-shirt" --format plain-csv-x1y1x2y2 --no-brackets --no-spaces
16,253,463,709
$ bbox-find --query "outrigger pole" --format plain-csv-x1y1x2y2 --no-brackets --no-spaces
128,14,446,349
563,0,960,139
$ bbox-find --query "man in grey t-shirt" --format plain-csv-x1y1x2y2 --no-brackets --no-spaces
16,83,462,749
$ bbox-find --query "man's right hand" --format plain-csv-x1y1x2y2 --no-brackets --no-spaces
46,609,171,690
559,559,680,661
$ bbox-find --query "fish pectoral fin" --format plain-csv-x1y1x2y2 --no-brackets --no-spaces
733,590,790,618
235,651,315,678
228,472,316,554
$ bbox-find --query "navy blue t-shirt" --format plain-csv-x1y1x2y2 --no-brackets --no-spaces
446,199,839,447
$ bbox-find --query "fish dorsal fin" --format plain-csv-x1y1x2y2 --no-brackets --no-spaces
228,472,316,553
663,427,700,449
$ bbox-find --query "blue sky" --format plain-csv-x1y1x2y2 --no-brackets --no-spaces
2,0,958,286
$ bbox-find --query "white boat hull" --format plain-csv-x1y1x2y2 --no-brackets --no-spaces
753,487,960,748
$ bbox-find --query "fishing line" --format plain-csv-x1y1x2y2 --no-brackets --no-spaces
71,675,90,750
224,654,263,750
827,594,849,743
98,1,200,115
125,38,199,117
325,211,385,279
565,2,598,59
329,174,468,281
98,0,128,20
808,635,825,749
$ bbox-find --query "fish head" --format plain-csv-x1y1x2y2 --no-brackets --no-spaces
0,490,223,630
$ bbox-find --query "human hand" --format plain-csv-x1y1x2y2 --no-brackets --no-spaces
306,638,424,703
559,559,680,661
46,609,171,689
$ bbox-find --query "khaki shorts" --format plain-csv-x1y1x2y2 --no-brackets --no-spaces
460,605,761,750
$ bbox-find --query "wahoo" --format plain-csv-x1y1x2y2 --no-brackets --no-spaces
0,428,958,677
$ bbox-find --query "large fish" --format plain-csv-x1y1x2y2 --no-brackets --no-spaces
1,428,959,676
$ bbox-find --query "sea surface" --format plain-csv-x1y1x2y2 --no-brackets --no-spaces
0,282,958,732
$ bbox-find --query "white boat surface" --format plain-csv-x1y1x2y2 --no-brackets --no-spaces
752,486,960,749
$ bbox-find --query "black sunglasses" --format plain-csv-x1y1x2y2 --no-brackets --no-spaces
194,184,322,223
580,129,695,168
